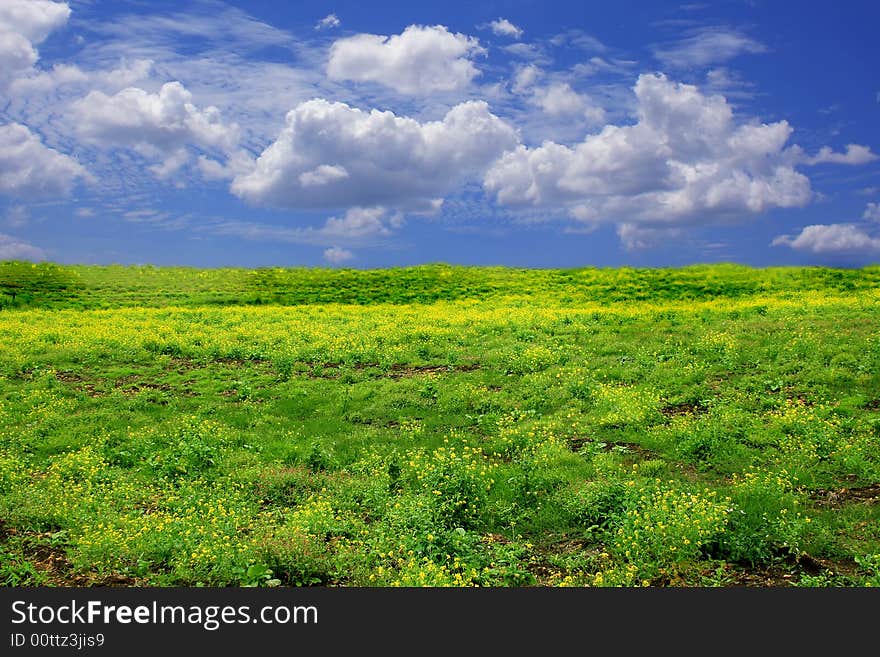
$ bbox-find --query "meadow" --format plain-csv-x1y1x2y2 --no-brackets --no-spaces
1,261,878,587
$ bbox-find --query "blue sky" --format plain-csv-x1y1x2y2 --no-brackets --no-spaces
1,0,879,268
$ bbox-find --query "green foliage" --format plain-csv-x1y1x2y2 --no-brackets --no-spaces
0,261,82,308
716,471,807,565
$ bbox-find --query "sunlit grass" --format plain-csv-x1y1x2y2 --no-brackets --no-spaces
1,263,878,587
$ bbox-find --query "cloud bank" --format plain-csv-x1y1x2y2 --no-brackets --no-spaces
232,99,518,210
484,73,813,229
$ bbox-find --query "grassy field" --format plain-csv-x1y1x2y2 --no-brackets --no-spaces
1,261,879,587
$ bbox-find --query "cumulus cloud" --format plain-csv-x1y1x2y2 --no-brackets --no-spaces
321,206,393,239
653,27,767,69
0,0,70,87
484,73,813,233
74,81,239,151
489,18,523,39
0,0,70,43
531,82,605,123
323,246,354,264
772,223,880,254
72,81,240,180
327,24,484,95
0,232,46,261
863,202,880,222
299,164,349,188
315,14,340,30
805,144,878,166
0,122,90,197
231,98,518,211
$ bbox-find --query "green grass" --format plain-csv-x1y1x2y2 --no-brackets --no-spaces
1,262,878,587
3,260,880,309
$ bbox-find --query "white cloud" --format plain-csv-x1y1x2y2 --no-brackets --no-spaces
196,151,255,181
315,14,340,31
484,73,813,234
68,4,317,151
149,148,190,181
231,98,518,211
205,206,395,248
0,29,39,86
489,18,523,39
0,122,90,197
772,223,880,254
299,164,349,188
571,56,636,78
0,232,46,261
863,202,880,222
324,246,354,264
511,64,541,93
550,29,608,54
74,81,238,151
805,144,878,166
0,0,70,87
72,81,240,180
617,223,683,251
327,24,485,95
653,27,767,69
503,42,548,63
0,0,70,43
322,207,393,239
531,82,605,123
10,58,153,96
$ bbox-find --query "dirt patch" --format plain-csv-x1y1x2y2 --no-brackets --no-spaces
8,530,142,586
660,400,707,417
565,436,658,460
214,356,268,366
795,553,860,578
387,362,480,378
810,483,880,509
56,370,198,398
296,361,480,380
482,533,512,545
604,441,658,459
861,398,880,411
170,357,202,373
54,371,87,384
783,387,814,406
120,382,173,395
564,435,591,452
713,563,796,587
526,536,598,586
55,371,104,397
346,416,402,429
679,552,860,587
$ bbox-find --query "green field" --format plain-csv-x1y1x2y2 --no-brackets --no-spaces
1,261,879,587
